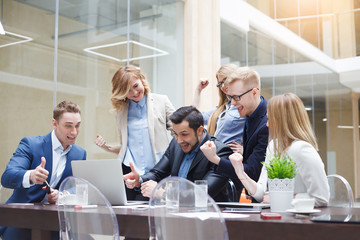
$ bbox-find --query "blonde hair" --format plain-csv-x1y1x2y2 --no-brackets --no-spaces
110,65,151,112
207,64,238,135
267,93,318,155
227,66,261,90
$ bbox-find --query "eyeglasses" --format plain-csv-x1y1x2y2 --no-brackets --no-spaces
216,77,227,88
226,88,257,102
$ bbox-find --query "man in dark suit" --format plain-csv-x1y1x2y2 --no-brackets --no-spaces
201,67,268,200
123,106,233,201
0,100,86,240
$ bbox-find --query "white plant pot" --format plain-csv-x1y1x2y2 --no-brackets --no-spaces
268,178,294,212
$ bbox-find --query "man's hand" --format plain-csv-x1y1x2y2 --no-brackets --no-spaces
30,157,49,185
227,141,243,154
123,162,141,189
47,189,59,204
200,140,220,165
141,180,158,198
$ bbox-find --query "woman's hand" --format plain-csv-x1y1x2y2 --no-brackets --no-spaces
95,135,110,149
262,192,270,204
95,135,120,154
193,78,209,108
230,153,258,197
229,152,246,180
196,78,209,92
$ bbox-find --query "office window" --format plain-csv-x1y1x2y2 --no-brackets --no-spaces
0,0,184,166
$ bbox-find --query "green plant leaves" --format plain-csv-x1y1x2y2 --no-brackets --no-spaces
263,154,297,179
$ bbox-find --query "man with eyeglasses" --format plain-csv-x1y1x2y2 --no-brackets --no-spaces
201,67,268,202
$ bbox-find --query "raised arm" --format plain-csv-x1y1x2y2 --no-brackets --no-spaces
229,152,258,196
192,78,209,109
164,95,175,131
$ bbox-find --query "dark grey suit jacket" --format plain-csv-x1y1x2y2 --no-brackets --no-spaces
141,131,233,201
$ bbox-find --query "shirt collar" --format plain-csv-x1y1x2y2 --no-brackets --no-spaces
51,130,72,153
129,95,147,108
248,96,264,119
226,101,231,110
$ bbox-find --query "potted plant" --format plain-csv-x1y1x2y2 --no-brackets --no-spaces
264,154,297,212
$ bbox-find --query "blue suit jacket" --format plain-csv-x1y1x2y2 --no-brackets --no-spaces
1,132,86,204
217,97,269,184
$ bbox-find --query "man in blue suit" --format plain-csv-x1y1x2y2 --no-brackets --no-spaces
201,67,268,201
0,100,86,240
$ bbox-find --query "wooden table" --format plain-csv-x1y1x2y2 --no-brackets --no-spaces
0,204,360,239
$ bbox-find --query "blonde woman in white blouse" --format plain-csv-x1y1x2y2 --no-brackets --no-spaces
229,93,329,207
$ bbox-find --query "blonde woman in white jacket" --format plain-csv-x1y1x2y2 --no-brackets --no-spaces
95,65,174,200
229,93,329,207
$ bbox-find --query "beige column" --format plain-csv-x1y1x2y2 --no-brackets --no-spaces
183,0,221,110
351,92,360,198
333,0,356,58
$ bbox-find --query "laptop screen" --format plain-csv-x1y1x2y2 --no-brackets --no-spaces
71,159,128,205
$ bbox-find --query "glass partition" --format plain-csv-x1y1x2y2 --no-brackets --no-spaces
0,0,55,171
0,0,184,167
221,21,354,185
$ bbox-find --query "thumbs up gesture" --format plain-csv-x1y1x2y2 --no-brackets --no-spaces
30,157,49,185
123,162,141,189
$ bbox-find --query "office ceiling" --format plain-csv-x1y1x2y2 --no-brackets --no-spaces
15,0,176,30
7,0,353,111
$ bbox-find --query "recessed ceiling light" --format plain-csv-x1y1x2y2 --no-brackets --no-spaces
0,31,33,48
0,20,5,35
83,40,168,62
337,125,360,129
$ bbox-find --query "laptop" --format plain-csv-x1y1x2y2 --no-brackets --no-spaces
71,159,146,206
311,214,360,224
216,202,270,210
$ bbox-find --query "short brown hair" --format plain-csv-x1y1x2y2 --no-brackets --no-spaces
53,100,81,122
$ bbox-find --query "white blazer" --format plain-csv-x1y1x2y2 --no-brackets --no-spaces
252,140,330,207
115,93,175,165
